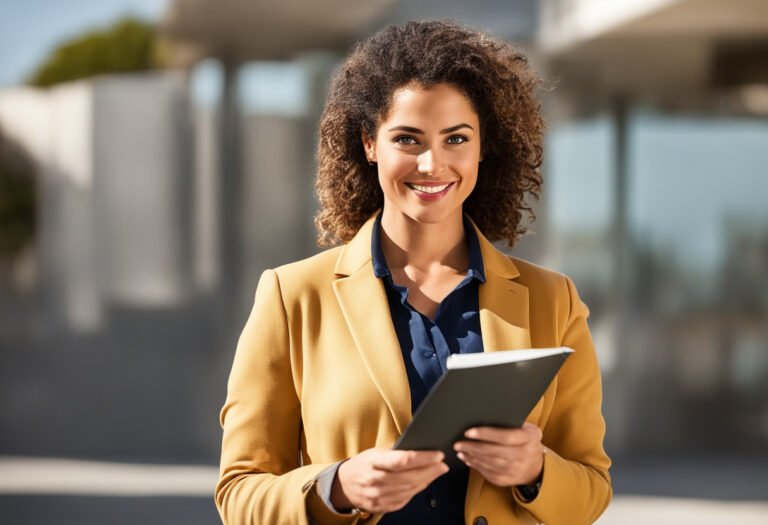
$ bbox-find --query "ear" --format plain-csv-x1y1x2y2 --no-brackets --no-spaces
362,133,376,163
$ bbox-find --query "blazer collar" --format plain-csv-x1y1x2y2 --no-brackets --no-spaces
333,215,377,277
334,214,521,279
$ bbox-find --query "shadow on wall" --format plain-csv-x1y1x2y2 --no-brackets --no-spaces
0,126,36,294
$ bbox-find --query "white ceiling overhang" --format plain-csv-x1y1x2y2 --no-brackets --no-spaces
159,0,396,65
538,0,768,98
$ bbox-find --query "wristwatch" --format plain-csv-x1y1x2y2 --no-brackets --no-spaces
516,478,542,502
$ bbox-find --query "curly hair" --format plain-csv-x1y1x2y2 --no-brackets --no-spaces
315,20,544,247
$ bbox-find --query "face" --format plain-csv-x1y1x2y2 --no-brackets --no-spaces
364,83,482,227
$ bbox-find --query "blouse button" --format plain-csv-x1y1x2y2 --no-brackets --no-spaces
473,517,488,525
429,497,438,508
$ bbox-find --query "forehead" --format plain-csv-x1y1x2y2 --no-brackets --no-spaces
382,83,479,126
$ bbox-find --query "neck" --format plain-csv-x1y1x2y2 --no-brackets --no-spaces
379,206,468,273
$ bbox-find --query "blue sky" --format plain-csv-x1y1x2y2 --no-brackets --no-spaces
0,0,169,86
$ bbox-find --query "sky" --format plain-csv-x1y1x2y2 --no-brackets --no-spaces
0,0,169,87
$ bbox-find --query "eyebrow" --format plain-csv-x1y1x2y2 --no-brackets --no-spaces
387,123,475,134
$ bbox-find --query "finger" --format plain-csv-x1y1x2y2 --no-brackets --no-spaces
364,463,446,495
423,461,451,482
456,452,517,487
457,438,545,471
456,450,510,473
347,475,419,513
521,422,544,441
454,439,523,459
372,450,445,472
465,425,539,446
380,461,449,491
361,464,448,510
359,479,419,499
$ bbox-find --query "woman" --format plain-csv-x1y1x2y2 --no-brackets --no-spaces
215,20,611,525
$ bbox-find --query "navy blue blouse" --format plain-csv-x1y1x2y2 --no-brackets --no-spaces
372,212,485,525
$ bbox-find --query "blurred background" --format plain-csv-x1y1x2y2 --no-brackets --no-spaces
1,0,767,523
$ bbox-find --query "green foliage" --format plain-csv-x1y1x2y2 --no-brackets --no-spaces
28,17,158,87
0,131,36,256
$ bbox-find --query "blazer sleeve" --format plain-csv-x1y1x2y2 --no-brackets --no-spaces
514,275,613,525
215,270,364,525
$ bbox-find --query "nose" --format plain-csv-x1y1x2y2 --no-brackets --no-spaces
417,148,439,176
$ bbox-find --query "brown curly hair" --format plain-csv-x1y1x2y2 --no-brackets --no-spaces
315,20,544,247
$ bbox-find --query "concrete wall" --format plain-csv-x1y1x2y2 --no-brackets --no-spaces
0,73,192,333
0,73,219,461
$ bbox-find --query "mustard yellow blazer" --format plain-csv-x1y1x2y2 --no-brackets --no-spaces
215,216,612,525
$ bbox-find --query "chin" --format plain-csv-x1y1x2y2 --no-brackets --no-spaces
402,205,461,226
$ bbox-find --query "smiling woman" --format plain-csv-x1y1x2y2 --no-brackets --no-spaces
314,20,545,249
216,20,612,525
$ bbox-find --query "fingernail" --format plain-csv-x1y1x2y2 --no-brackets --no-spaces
465,429,476,438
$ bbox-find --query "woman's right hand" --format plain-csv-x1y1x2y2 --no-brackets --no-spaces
331,448,449,514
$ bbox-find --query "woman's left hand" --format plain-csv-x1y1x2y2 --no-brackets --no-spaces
453,422,545,487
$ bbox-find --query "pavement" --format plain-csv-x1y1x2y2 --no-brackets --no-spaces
1,455,766,524
597,496,768,525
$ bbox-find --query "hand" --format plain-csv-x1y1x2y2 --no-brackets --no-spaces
331,448,449,514
453,422,545,487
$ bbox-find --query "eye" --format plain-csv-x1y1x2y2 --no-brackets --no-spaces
446,134,468,145
394,135,419,145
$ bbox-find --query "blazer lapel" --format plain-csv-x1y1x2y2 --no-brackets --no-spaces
332,217,412,435
479,273,531,351
475,222,531,352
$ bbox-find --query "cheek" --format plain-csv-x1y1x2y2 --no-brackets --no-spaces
463,176,479,197
378,156,415,182
454,148,482,175
459,161,480,185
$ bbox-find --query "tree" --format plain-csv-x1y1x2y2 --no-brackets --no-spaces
0,129,35,257
28,17,159,87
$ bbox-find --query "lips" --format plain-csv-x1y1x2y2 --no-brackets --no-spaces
405,181,456,200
